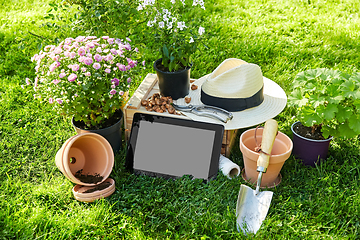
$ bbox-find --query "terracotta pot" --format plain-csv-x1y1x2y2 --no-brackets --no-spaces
154,58,191,100
72,178,115,202
55,132,114,186
240,128,293,187
291,121,333,166
72,109,123,152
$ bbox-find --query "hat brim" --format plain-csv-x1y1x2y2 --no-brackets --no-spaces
174,74,287,130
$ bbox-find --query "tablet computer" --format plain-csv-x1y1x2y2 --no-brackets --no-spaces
125,112,224,181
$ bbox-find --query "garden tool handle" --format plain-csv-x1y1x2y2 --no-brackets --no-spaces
257,119,278,172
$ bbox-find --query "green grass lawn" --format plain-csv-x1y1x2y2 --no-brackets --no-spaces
1,0,360,239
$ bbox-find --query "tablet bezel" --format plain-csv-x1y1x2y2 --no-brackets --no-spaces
125,112,224,181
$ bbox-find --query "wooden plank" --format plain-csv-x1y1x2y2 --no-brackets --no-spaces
126,73,157,109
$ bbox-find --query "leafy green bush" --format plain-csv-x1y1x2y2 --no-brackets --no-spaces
288,68,360,138
67,0,148,39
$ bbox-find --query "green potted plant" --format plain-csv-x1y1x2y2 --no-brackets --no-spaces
25,35,142,151
137,0,206,99
288,68,360,166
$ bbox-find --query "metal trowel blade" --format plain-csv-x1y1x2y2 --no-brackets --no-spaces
236,184,273,235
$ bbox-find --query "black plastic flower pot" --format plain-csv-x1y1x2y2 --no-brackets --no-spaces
72,109,123,153
153,58,191,100
291,121,333,166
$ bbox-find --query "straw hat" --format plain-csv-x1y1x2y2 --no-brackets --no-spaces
174,58,287,130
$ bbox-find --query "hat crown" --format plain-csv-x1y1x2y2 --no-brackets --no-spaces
202,58,263,98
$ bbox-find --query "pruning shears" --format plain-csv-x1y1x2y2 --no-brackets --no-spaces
172,104,233,123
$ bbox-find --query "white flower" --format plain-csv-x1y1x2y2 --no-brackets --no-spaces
193,0,205,10
147,20,154,27
170,0,176,4
163,8,170,15
137,4,144,11
189,37,194,43
198,26,205,36
167,21,173,29
177,21,186,30
159,21,165,28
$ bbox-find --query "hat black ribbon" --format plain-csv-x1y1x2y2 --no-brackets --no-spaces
200,86,264,112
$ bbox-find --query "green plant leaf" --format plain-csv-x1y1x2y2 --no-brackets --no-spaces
338,123,357,139
303,82,317,93
353,99,360,111
319,103,338,120
348,115,360,135
321,125,336,139
288,89,308,107
162,44,169,59
301,106,322,126
351,72,360,86
336,106,353,123
309,94,325,108
340,80,357,98
304,69,322,80
292,73,306,88
328,95,345,104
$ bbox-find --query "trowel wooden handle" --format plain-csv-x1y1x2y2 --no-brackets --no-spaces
257,119,278,171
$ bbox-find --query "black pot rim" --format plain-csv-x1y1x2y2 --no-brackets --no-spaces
291,121,333,142
72,109,123,131
153,58,192,74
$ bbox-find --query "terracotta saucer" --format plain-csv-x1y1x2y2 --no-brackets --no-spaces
241,169,282,189
72,178,115,202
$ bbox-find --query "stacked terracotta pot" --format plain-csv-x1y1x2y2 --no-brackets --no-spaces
55,133,115,202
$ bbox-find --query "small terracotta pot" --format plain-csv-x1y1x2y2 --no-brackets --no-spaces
72,178,115,202
240,128,293,187
55,133,114,186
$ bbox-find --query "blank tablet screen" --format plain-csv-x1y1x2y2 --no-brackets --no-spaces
125,113,224,181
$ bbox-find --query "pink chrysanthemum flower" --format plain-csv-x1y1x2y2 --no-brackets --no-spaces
94,54,102,62
111,78,119,86
52,79,60,85
83,57,93,66
68,73,77,82
117,64,126,71
93,63,101,70
69,52,77,59
71,64,80,71
59,72,66,78
78,47,86,56
107,38,114,45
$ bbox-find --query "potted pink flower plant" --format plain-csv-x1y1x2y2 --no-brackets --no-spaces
25,36,142,151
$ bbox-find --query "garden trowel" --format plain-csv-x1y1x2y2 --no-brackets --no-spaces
236,119,278,235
